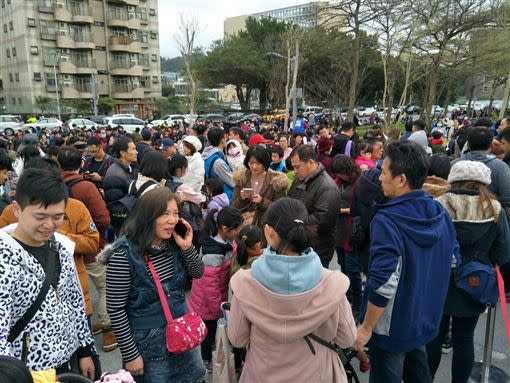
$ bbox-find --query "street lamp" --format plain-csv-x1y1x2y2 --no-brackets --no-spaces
52,54,61,120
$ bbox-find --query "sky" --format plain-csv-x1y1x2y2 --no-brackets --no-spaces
158,1,311,58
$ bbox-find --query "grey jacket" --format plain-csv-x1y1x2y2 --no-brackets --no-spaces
104,159,136,186
202,146,234,188
454,152,510,208
288,164,342,265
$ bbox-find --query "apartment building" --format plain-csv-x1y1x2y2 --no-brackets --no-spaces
0,0,161,113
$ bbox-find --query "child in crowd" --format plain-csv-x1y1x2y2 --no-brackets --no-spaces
269,146,286,173
189,207,244,372
231,225,263,276
203,177,230,220
225,139,245,170
354,142,375,172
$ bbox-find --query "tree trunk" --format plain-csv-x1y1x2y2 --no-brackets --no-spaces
395,55,412,123
236,86,248,111
291,40,300,129
488,76,499,109
284,42,291,132
382,53,388,127
259,81,268,112
424,61,440,131
500,63,510,119
348,25,360,122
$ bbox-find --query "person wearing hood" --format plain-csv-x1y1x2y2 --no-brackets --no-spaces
288,145,341,267
422,153,451,198
181,135,205,193
225,139,246,171
232,145,289,230
227,198,357,383
204,177,230,220
454,126,510,211
426,160,510,383
355,141,459,383
202,127,234,201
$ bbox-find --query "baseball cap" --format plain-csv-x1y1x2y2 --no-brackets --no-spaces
160,138,175,151
141,128,152,141
18,133,39,151
248,134,271,147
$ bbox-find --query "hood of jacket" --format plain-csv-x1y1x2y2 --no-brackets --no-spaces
210,193,230,209
200,234,233,255
60,171,83,183
201,146,222,161
232,166,289,191
354,165,387,206
251,246,323,295
374,190,449,248
423,176,450,198
460,151,497,165
226,139,243,154
230,265,350,343
186,152,203,166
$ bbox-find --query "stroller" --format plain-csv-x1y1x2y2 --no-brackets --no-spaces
219,302,361,383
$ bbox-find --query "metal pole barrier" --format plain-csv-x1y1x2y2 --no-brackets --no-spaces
469,307,510,383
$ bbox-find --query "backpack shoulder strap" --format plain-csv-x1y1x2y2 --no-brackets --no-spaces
96,154,111,175
65,178,86,198
207,155,220,179
135,180,157,198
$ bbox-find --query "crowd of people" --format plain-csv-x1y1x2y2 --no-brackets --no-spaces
0,113,509,383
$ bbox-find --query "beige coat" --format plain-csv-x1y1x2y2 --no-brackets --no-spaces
228,268,357,383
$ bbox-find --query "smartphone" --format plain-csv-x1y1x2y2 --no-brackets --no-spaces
242,188,254,196
174,219,188,238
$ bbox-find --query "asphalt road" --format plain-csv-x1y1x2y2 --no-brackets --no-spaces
91,255,510,383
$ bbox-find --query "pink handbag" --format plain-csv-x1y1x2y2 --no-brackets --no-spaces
145,254,207,354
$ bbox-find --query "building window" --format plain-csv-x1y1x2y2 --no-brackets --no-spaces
34,72,42,81
152,75,158,83
9,73,13,82
95,46,106,51
28,18,36,27
30,46,39,55
3,24,6,33
150,31,157,39
12,98,16,105
12,47,16,57
7,0,10,4
94,21,105,27
9,21,13,31
15,73,19,82
1,0,4,8
149,8,156,16
6,49,9,58
139,31,148,43
18,98,22,106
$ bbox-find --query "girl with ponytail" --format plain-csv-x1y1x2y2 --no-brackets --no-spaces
227,197,357,383
231,225,263,276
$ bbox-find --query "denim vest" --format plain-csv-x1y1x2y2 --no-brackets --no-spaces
114,236,189,329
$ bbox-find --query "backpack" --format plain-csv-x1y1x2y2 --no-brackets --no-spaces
108,180,157,236
455,261,499,306
65,178,86,198
204,152,233,201
180,200,204,250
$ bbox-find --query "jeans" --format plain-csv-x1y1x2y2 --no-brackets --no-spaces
132,326,205,383
344,251,362,298
369,344,432,383
86,261,110,327
427,315,479,383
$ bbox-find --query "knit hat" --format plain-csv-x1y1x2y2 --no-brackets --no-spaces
316,137,333,154
182,135,202,152
448,160,491,185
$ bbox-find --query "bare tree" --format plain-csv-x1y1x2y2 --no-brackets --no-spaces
175,14,199,116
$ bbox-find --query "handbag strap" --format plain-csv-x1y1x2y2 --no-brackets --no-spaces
496,266,510,351
144,254,174,323
8,237,58,343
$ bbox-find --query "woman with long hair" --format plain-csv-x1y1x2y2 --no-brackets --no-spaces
101,188,206,383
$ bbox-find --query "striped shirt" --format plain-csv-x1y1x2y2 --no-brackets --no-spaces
106,244,203,362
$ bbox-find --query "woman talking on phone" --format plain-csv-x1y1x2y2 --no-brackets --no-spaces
100,188,206,383
232,144,288,228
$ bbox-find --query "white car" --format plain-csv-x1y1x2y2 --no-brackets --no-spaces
64,118,97,131
24,117,63,131
0,115,23,135
360,107,376,117
103,116,148,133
150,114,189,127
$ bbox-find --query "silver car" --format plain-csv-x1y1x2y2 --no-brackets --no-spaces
0,115,23,135
24,117,63,131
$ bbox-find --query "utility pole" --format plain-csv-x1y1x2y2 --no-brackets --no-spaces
291,39,299,129
53,59,61,120
91,72,98,115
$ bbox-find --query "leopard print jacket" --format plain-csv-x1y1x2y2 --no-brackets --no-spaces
0,226,93,371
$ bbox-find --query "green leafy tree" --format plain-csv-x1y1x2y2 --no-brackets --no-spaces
34,95,53,114
98,97,116,115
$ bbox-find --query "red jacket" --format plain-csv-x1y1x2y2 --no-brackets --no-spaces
61,171,110,257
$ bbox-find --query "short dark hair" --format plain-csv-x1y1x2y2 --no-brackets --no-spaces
385,141,429,190
428,153,451,180
57,146,82,171
468,127,493,151
167,153,188,177
112,136,133,158
341,121,355,132
0,355,34,383
229,126,245,140
205,176,224,196
244,145,271,170
475,118,492,128
182,140,196,155
194,124,207,135
272,146,284,159
16,168,68,209
0,149,13,171
87,136,102,147
25,157,60,173
500,127,510,143
330,154,361,182
207,127,224,147
290,144,318,163
45,145,60,158
139,151,168,182
412,119,426,131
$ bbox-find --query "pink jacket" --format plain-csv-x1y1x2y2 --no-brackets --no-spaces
228,268,356,383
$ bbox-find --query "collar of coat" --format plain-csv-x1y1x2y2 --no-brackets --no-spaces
296,163,325,190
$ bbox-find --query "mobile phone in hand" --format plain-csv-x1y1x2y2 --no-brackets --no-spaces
174,219,188,238
242,188,254,197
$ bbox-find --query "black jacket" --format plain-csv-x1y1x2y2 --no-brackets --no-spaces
288,164,341,266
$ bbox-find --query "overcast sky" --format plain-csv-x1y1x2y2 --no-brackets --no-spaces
158,1,311,58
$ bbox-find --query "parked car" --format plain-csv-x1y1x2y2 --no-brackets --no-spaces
0,115,23,135
103,116,148,133
85,115,108,124
24,117,63,131
64,118,98,131
150,114,188,127
205,114,225,123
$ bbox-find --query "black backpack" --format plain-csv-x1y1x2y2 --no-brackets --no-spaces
65,178,86,198
107,180,157,236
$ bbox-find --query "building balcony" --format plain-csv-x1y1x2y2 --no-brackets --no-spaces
46,83,58,92
59,58,97,74
55,4,94,24
106,12,140,29
62,83,93,98
41,31,57,41
111,84,144,98
107,0,139,6
57,32,95,49
38,0,54,13
109,35,141,53
110,61,143,76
